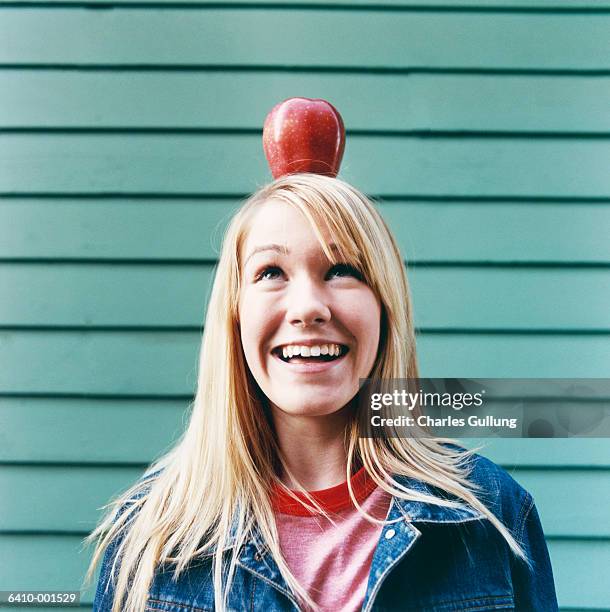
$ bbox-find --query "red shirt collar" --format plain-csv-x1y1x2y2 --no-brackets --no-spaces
271,466,378,516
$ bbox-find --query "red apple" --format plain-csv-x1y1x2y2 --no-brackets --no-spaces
262,97,345,179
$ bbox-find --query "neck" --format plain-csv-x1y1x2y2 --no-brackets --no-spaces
270,404,357,491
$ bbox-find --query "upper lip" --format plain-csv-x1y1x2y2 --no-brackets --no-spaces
272,339,348,352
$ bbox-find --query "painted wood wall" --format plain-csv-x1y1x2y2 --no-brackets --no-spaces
1,1,609,610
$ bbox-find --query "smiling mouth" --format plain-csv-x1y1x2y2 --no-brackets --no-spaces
272,345,349,364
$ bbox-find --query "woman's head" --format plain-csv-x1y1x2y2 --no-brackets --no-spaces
211,173,419,424
85,175,527,612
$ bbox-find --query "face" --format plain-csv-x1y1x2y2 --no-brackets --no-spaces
238,200,381,419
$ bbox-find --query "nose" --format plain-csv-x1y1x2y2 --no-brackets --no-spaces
285,276,331,328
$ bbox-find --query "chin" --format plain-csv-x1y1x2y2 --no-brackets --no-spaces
271,394,354,418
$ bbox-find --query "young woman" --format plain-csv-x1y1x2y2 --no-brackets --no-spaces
87,173,558,612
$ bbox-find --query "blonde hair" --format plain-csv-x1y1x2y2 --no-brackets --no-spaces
84,173,527,612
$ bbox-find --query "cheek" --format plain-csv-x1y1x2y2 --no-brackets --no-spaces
238,291,279,363
341,291,381,360
238,294,261,360
354,292,381,365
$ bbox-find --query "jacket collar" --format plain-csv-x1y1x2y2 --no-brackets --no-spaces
231,471,484,552
390,473,485,524
234,473,484,609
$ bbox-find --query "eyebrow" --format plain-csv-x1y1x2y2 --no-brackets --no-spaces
244,242,340,268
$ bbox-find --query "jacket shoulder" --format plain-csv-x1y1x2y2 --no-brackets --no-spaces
93,469,162,611
460,448,533,527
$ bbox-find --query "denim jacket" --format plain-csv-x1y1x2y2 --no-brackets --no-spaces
94,452,558,611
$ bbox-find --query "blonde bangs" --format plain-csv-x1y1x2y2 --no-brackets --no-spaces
234,174,395,294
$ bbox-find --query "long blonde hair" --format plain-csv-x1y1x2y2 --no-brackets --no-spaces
84,173,526,612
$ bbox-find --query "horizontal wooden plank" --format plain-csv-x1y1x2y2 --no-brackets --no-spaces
1,11,608,69
0,535,609,607
418,334,610,377
1,399,609,464
550,540,610,609
5,0,609,7
0,398,186,463
1,264,609,330
0,331,609,395
1,465,608,538
378,202,610,263
0,264,217,327
0,331,198,395
2,72,609,133
1,134,609,197
463,439,610,468
503,469,610,537
2,398,609,465
392,268,610,330
1,199,609,264
0,535,97,602
0,466,143,532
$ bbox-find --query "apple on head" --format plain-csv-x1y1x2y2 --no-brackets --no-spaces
262,97,346,179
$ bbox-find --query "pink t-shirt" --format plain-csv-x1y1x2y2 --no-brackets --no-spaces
272,468,393,612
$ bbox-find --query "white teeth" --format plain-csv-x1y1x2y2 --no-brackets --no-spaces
278,343,345,360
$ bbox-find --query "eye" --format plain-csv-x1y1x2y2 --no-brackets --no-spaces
327,263,363,281
255,266,284,282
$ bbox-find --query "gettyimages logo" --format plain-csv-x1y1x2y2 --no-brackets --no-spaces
357,379,610,439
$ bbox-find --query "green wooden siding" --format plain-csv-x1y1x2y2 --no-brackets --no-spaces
1,10,608,68
3,73,610,132
0,1,609,609
3,134,609,195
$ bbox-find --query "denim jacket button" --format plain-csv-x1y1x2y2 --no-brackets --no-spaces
385,529,396,540
254,552,262,561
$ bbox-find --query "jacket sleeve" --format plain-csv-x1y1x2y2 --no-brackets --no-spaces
510,494,559,611
92,531,122,612
92,498,139,612
93,472,161,611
